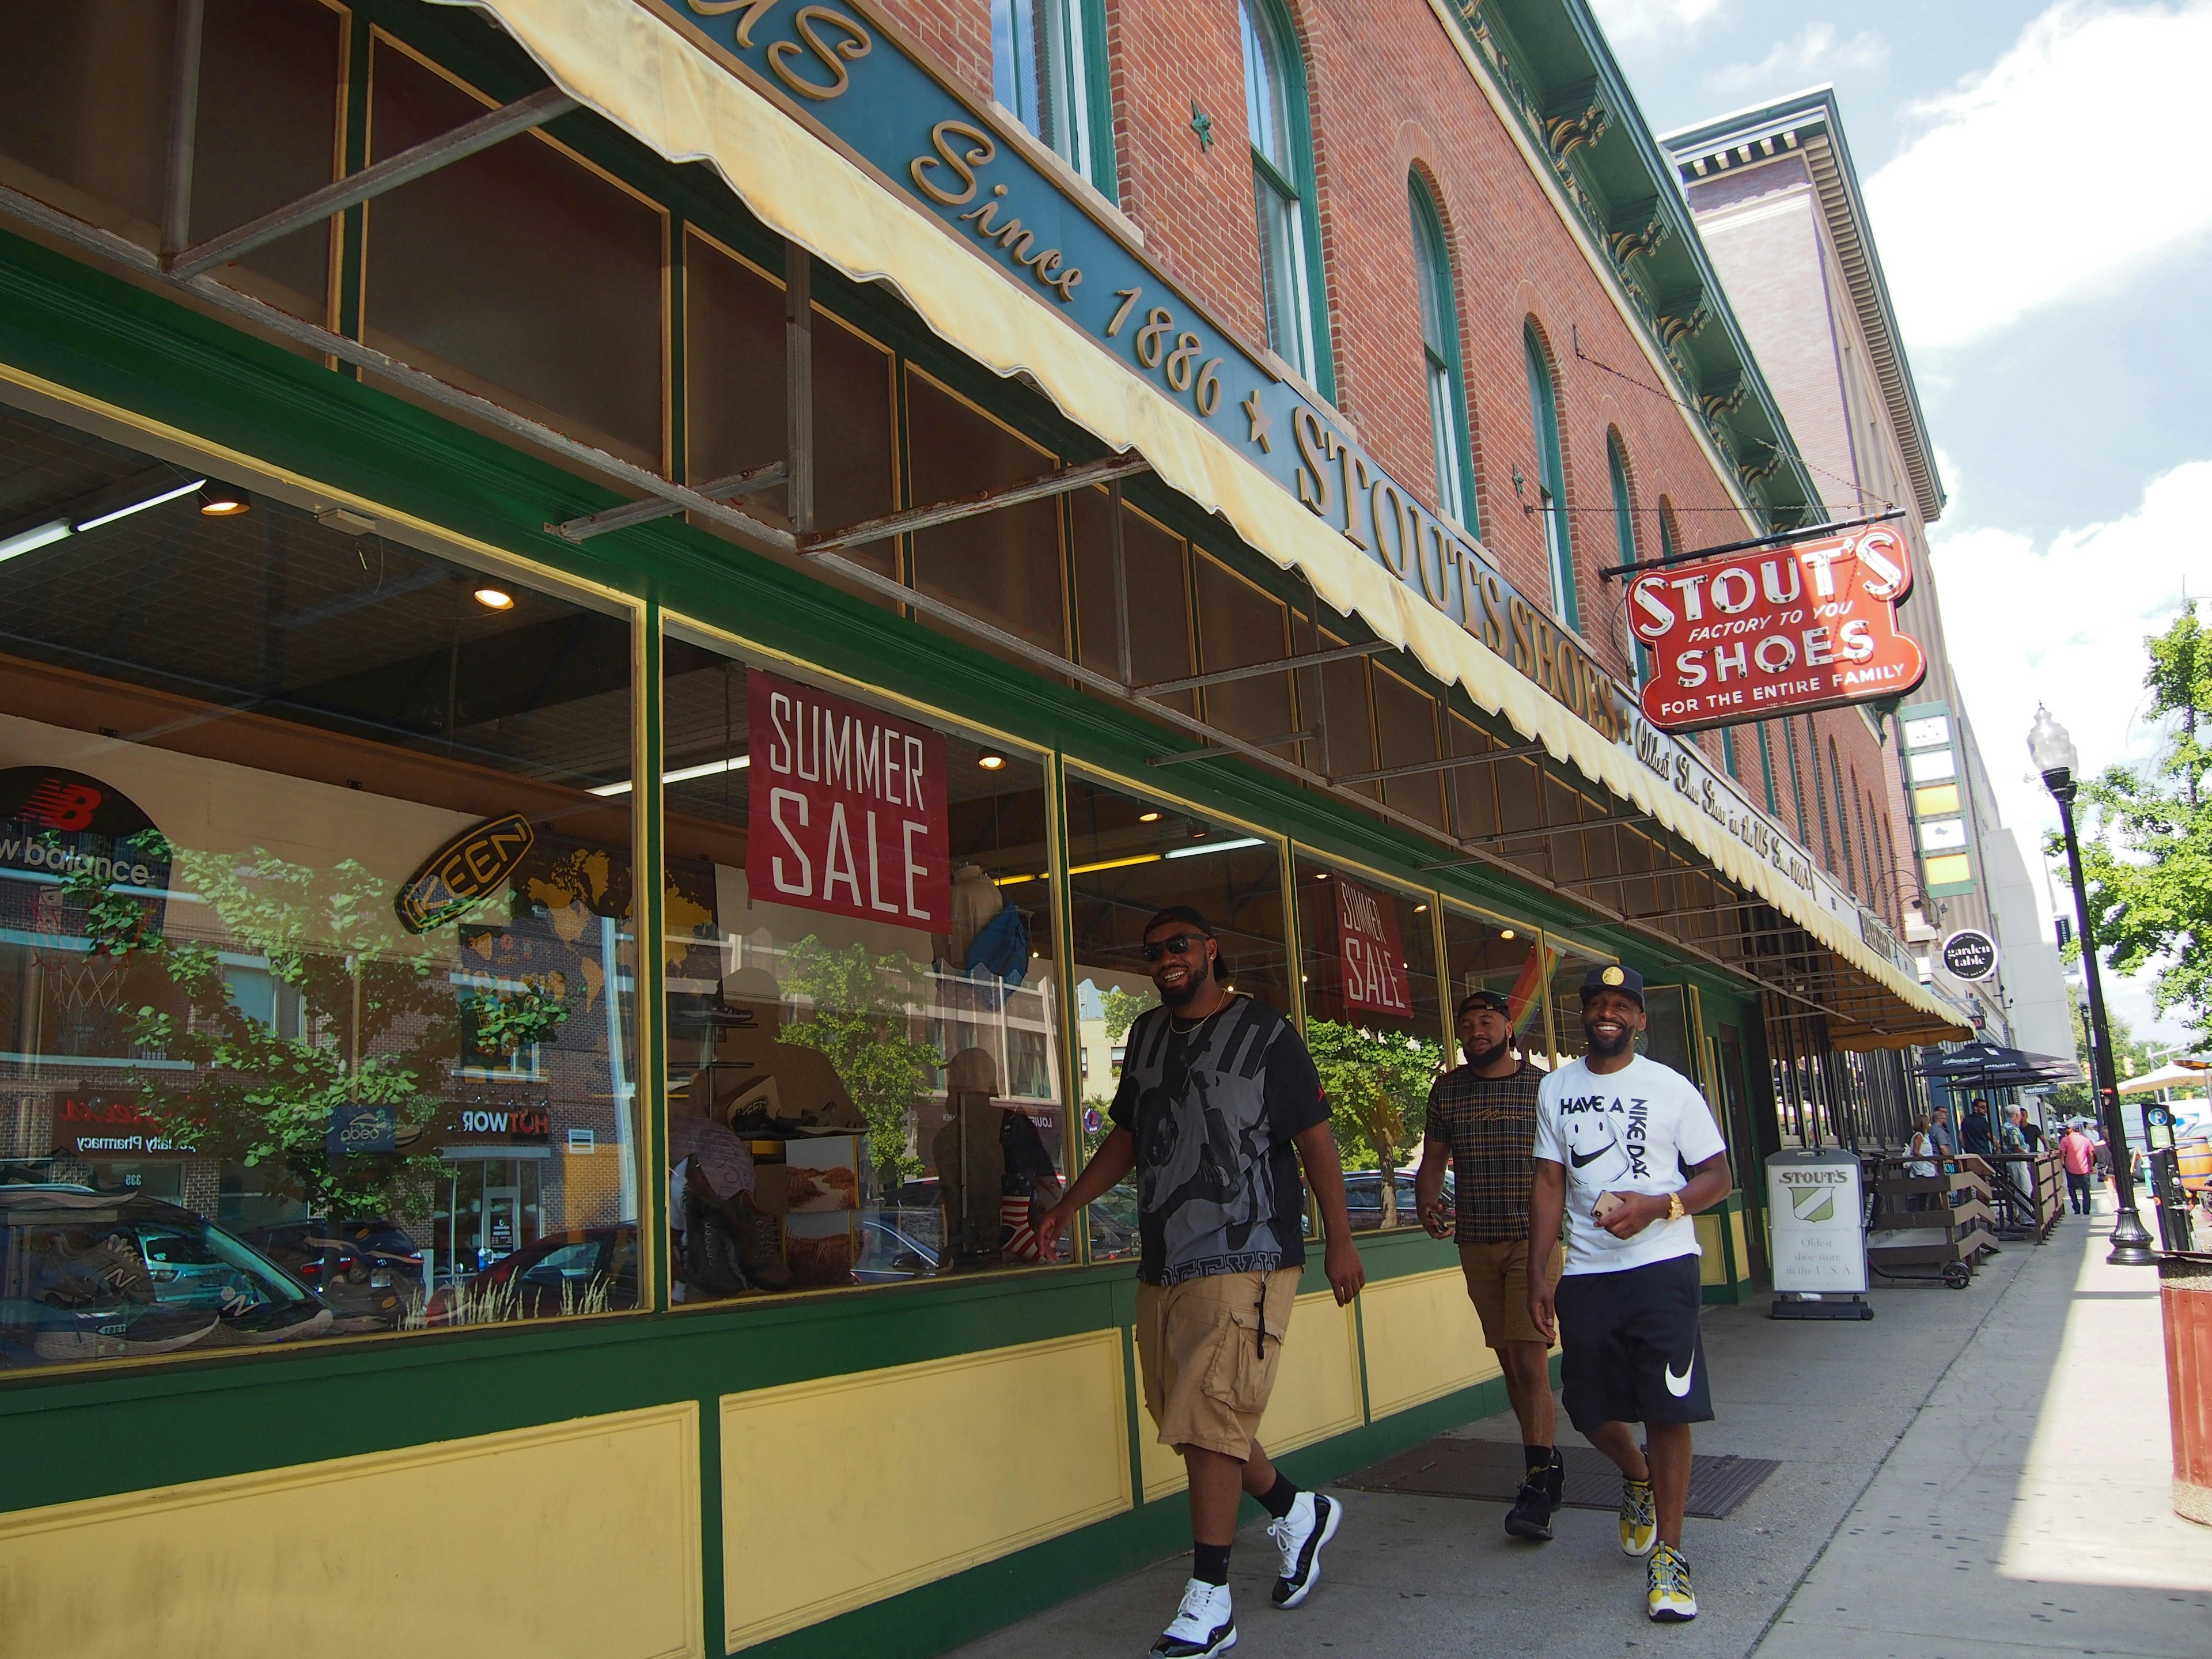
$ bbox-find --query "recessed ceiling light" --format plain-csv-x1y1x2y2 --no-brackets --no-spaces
1139,810,1161,823
473,586,515,611
978,751,1006,770
196,482,251,517
1315,872,1330,881
1415,903,1428,913
1499,928,1516,940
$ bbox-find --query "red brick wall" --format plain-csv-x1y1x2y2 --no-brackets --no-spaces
877,0,994,103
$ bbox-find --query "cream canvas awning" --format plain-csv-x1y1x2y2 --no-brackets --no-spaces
446,0,1965,1044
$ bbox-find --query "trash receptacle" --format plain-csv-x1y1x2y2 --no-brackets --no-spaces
2161,1252,2212,1526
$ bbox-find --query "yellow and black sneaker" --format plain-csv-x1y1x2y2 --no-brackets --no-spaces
1619,1475,1657,1557
1646,1541,1697,1622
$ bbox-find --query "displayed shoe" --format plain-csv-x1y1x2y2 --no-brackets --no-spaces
1267,1491,1339,1608
1646,1541,1698,1622
1504,1459,1556,1541
730,1191,793,1291
1152,1577,1235,1658
683,1194,747,1297
1619,1475,1658,1558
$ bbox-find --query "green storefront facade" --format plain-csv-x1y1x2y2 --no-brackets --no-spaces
0,4,1957,1656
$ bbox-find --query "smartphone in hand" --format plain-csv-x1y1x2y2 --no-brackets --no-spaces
1592,1191,1627,1224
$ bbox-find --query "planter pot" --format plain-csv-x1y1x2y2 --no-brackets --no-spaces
2160,1251,2212,1525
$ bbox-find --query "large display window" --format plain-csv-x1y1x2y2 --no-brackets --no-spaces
658,627,1066,1299
0,402,642,1369
1293,855,1444,1230
1441,904,1552,1070
1061,772,1289,1260
1544,937,1618,1067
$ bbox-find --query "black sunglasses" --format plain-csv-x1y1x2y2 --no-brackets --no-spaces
1141,934,1206,961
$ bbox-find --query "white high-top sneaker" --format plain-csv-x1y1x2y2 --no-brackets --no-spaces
1266,1491,1340,1608
1150,1577,1236,1658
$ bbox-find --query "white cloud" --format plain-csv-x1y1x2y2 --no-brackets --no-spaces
1866,0,2212,350
1707,23,1888,95
1931,456,2209,1043
1588,0,1729,50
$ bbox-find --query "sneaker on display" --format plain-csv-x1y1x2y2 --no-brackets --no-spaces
1504,1453,1559,1541
1152,1578,1235,1658
1266,1491,1339,1608
1619,1475,1658,1558
1646,1541,1698,1622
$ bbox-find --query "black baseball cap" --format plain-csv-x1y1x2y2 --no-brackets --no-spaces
1579,964,1646,1007
1455,989,1513,1020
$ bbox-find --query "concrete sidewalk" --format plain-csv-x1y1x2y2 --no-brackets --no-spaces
948,1210,2211,1659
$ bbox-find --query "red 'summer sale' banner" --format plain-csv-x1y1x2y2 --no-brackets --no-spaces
1335,877,1414,1017
1630,524,1927,733
747,671,951,929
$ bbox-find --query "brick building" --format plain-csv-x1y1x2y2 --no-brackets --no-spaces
0,2,1965,1654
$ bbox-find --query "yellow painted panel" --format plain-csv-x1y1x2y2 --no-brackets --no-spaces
1696,1214,1726,1285
1134,1291,1364,1503
0,1404,702,1659
1359,1267,1506,1419
1729,1209,1751,1283
721,1330,1129,1649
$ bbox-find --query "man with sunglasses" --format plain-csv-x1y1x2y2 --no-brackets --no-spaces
1040,906,1361,1659
1412,988,1563,1541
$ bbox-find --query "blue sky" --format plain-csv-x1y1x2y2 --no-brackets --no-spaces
1596,0,2212,1047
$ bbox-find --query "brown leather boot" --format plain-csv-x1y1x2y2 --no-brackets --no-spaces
730,1191,794,1291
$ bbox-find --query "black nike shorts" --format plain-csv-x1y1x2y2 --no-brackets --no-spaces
1554,1253,1713,1432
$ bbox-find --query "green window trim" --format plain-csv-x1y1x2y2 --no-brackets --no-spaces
1756,722,1779,817
1410,176,1475,536
1524,322,1574,632
991,0,1118,202
1241,0,1334,399
1607,434,1644,685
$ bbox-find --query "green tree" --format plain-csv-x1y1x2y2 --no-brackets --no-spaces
1101,984,1153,1043
2065,604,2212,1046
66,832,569,1218
775,937,944,1184
1304,1018,1445,1226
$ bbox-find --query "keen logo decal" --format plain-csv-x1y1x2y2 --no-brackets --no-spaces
395,813,535,934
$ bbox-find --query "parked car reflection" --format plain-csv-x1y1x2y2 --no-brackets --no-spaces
422,1226,638,1325
0,1187,334,1365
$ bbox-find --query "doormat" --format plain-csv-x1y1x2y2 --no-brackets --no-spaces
1334,1438,1780,1520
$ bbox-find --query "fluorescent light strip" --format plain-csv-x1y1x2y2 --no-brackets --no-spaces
1162,836,1264,859
74,478,204,532
0,520,71,563
588,754,751,797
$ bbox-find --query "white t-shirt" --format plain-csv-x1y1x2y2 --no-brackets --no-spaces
1533,1054,1729,1276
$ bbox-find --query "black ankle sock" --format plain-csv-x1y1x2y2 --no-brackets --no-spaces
1524,1445,1554,1473
1192,1541,1232,1586
1257,1472,1300,1520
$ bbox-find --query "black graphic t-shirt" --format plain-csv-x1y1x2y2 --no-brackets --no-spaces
1108,997,1328,1286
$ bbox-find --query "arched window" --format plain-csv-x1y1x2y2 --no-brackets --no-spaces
1410,176,1473,532
1242,0,1328,389
992,0,1112,195
1524,322,1574,628
1608,434,1643,683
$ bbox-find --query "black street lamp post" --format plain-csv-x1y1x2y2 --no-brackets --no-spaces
2029,705,2156,1266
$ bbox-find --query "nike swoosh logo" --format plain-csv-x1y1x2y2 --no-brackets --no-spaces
1665,1358,1695,1397
1569,1141,1616,1168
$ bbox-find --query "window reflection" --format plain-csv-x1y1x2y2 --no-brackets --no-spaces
1545,940,1615,1068
659,635,1066,1300
1441,907,1551,1070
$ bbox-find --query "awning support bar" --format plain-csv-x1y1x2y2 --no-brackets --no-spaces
1331,742,1547,787
168,86,579,279
161,0,204,260
1137,639,1391,698
550,461,788,541
800,452,1148,553
786,245,814,534
1423,810,1655,865
1149,732,1316,764
1110,479,1132,687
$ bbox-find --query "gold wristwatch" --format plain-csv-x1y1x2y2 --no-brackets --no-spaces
1666,1192,1686,1222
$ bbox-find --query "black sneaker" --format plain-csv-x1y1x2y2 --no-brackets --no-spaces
1504,1458,1556,1541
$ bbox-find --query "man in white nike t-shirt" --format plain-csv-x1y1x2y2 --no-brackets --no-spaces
1528,964,1731,1625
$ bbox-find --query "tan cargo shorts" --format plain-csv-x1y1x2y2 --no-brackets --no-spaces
1458,1238,1563,1349
1134,1267,1301,1460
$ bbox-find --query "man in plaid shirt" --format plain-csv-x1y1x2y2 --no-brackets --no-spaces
1412,989,1563,1540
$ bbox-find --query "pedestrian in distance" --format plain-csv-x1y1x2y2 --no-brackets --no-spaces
1961,1099,1995,1157
1528,965,1732,1624
1906,1116,1940,1180
1038,906,1363,1659
1927,1105,1957,1157
2010,1107,2045,1154
1412,988,1563,1541
2058,1122,2096,1214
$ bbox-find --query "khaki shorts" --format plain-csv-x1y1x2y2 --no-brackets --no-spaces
1135,1268,1301,1459
1458,1238,1562,1349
